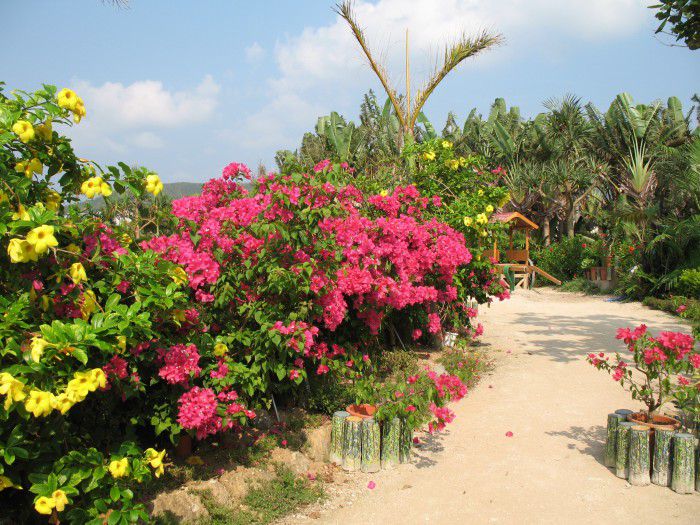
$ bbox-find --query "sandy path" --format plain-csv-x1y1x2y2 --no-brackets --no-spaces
294,288,699,524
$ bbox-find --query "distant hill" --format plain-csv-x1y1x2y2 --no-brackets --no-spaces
162,182,203,198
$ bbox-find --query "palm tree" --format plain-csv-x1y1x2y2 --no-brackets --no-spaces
335,1,502,151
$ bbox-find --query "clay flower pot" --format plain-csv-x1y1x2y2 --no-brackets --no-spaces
346,403,377,419
627,412,680,433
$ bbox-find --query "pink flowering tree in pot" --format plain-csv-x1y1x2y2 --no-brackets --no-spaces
587,324,699,429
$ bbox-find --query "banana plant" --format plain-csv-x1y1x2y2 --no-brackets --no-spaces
316,111,356,163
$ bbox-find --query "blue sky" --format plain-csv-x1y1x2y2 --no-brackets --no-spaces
2,0,698,182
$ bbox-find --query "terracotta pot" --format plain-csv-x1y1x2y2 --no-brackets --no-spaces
627,412,680,432
175,434,193,459
346,403,377,419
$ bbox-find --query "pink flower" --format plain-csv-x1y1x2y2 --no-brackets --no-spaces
406,405,416,412
367,481,376,489
116,280,130,293
281,439,288,447
412,437,420,444
362,354,370,362
412,329,422,341
316,364,330,375
678,375,690,386
158,344,201,385
505,431,513,437
289,369,300,380
676,305,687,314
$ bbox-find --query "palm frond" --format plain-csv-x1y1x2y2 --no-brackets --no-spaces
410,31,503,127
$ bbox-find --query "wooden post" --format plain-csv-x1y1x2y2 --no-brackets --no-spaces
651,428,674,487
604,413,626,467
399,420,412,464
628,426,651,486
381,417,401,469
671,433,696,494
361,418,381,473
615,422,635,479
342,416,362,471
330,411,349,465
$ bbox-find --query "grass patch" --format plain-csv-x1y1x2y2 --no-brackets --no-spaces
190,466,324,525
437,346,490,387
559,276,604,294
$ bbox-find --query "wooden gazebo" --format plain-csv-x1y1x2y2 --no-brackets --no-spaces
485,211,561,288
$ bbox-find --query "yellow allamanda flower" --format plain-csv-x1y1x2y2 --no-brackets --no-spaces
458,156,468,167
444,159,459,170
170,267,188,286
30,336,51,362
15,158,42,178
12,120,35,143
45,190,61,211
89,368,107,389
73,97,86,124
422,150,436,161
485,204,494,213
145,174,164,196
69,262,87,284
81,177,102,199
0,373,27,410
24,390,54,417
52,490,69,512
441,140,452,149
35,120,53,141
34,496,55,515
477,189,484,196
57,88,79,111
145,448,166,477
7,238,39,263
109,458,130,478
463,216,473,227
26,225,58,255
480,229,488,237
475,213,488,225
213,343,228,357
0,475,21,492
12,205,30,221
51,393,74,415
80,290,98,319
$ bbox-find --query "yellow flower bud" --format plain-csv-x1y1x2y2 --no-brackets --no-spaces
12,205,30,221
69,262,87,284
213,343,228,357
30,336,50,362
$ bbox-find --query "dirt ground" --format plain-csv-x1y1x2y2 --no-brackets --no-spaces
285,288,699,525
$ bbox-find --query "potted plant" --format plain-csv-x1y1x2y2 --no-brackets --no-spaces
587,324,698,431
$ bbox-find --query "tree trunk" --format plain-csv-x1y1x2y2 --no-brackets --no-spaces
330,411,349,465
671,433,696,494
361,418,381,473
652,428,674,487
381,417,401,469
542,216,551,246
628,426,651,486
342,416,363,471
615,422,636,479
604,413,626,468
565,209,577,238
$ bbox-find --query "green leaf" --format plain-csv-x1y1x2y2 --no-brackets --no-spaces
110,484,120,502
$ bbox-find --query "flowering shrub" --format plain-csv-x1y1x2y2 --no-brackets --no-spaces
0,85,256,523
587,324,698,416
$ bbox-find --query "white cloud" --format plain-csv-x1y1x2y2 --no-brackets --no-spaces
245,42,266,63
237,0,651,161
129,131,165,149
73,75,220,128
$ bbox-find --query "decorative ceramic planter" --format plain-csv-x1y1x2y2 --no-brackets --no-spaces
346,403,377,419
627,412,680,433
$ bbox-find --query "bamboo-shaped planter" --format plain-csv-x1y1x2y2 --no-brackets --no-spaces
342,416,363,471
604,413,626,468
361,418,381,473
671,433,696,494
651,428,674,487
615,422,636,479
628,426,650,486
381,417,401,469
330,411,349,465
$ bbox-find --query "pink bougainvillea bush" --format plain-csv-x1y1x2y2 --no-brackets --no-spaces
587,324,698,419
143,161,500,420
